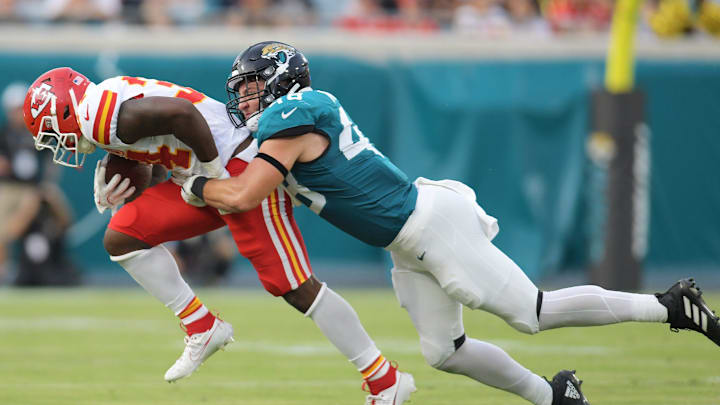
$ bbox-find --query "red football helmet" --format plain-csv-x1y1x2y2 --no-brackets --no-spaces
23,67,93,168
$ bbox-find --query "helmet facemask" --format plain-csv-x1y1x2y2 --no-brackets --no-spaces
25,68,94,169
32,87,90,168
226,71,275,130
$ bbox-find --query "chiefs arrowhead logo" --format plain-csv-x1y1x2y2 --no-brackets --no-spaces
30,83,55,119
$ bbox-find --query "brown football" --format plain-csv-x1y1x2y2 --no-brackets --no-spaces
103,153,153,202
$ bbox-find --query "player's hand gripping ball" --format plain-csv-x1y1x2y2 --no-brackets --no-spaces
93,154,152,214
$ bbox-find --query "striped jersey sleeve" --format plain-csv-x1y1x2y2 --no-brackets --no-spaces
78,78,135,148
91,89,119,145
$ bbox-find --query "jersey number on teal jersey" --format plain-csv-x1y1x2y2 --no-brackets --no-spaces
282,91,381,214
316,91,382,160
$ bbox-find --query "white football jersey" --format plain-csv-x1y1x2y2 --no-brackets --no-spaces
77,76,255,180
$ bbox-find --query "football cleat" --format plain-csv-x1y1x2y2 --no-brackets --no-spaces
547,370,589,405
363,370,417,405
655,278,720,347
164,318,234,382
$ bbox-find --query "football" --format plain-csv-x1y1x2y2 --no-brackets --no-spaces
103,153,153,202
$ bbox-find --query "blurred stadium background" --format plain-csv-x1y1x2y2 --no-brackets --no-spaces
1,0,718,288
0,1,719,403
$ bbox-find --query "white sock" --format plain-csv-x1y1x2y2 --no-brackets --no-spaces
305,283,381,371
439,338,552,405
366,359,390,381
111,245,195,314
539,285,668,331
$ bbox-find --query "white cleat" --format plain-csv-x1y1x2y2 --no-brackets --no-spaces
164,318,234,382
365,371,417,405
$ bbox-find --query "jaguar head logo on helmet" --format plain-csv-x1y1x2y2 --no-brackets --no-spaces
23,67,96,168
225,41,311,131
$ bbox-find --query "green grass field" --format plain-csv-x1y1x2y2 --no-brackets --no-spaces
1,287,719,405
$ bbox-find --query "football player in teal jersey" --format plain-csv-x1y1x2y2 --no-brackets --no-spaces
182,41,720,405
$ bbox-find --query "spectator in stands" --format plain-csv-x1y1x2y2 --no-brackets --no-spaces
504,0,550,36
644,0,698,37
308,0,353,25
544,0,612,33
12,182,81,287
0,0,14,21
218,0,315,27
425,0,460,28
0,82,38,283
452,0,511,36
337,0,438,31
135,0,201,26
14,0,121,24
698,0,720,35
173,229,237,286
0,81,79,286
53,0,122,23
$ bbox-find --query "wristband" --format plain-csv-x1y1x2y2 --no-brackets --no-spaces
191,176,210,201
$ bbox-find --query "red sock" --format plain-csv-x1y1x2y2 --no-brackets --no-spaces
363,356,397,395
185,311,216,336
178,296,216,336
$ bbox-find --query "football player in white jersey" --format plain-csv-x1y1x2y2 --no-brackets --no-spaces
22,67,405,390
183,41,720,405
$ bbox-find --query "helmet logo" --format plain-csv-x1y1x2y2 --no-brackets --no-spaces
30,83,55,119
261,43,295,65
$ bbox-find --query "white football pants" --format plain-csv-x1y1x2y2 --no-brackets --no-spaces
388,178,540,367
387,178,666,404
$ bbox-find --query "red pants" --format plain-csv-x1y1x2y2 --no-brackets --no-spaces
108,158,313,296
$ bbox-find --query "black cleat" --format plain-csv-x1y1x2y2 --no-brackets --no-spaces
655,278,720,347
547,370,590,405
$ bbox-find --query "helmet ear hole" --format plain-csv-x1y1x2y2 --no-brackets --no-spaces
63,105,71,120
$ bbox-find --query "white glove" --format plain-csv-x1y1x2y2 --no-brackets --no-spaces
201,156,230,179
181,175,207,208
93,160,135,215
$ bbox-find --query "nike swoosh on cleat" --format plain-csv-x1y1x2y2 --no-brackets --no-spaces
281,107,297,120
417,251,425,261
189,328,217,362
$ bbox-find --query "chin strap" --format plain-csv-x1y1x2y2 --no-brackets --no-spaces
245,113,261,132
77,136,96,154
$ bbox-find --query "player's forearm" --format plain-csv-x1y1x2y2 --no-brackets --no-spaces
203,177,263,213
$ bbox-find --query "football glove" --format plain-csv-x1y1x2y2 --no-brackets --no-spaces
201,156,230,179
93,160,136,215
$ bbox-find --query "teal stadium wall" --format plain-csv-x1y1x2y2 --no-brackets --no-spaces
1,53,718,281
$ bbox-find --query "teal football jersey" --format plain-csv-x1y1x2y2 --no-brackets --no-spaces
254,89,417,247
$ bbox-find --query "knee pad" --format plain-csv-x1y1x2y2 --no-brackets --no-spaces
419,336,456,369
506,318,539,335
504,290,542,334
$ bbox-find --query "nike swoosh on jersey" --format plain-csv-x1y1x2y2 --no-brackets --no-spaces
281,107,298,120
84,105,90,121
